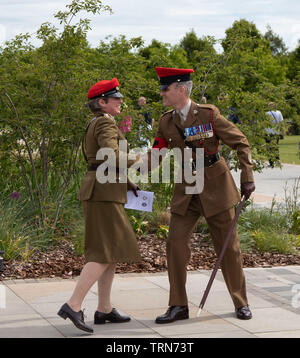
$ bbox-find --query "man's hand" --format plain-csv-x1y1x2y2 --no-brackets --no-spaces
131,184,141,197
241,182,255,200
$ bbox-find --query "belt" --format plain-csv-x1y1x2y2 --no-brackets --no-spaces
182,152,220,169
204,152,220,167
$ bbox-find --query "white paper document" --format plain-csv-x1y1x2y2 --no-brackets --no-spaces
124,190,154,212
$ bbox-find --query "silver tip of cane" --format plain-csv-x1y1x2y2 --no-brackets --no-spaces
196,308,202,317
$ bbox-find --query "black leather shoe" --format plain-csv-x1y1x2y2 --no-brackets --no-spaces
236,305,252,320
57,303,93,333
94,308,131,324
155,306,189,324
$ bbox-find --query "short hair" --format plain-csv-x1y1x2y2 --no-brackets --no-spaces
175,80,193,96
87,97,109,113
268,101,275,108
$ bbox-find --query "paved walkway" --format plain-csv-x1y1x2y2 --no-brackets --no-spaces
1,266,300,338
231,163,300,208
0,163,299,339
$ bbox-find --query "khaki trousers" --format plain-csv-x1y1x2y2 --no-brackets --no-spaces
167,195,248,309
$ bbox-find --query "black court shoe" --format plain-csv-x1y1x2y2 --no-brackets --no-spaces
94,308,131,324
236,305,252,320
155,306,189,324
57,303,93,333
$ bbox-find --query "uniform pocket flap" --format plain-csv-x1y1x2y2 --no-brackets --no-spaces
78,172,96,201
204,158,228,179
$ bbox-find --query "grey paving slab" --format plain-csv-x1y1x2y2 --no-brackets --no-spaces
92,320,163,339
31,300,162,338
220,307,300,333
190,290,278,315
188,290,234,313
0,286,63,338
275,294,295,304
1,267,300,338
110,287,170,310
255,330,300,338
170,331,256,338
92,276,157,292
275,274,300,284
0,313,63,338
145,272,228,292
0,285,38,315
264,286,294,292
264,274,297,285
265,268,299,275
284,266,300,275
251,281,290,289
136,306,247,337
5,280,78,304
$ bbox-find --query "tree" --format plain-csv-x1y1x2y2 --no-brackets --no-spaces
0,0,112,232
264,25,288,56
287,40,300,81
180,29,216,63
222,19,265,53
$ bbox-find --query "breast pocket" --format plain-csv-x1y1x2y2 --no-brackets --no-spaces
166,134,184,150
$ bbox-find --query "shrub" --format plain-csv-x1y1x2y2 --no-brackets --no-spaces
249,229,296,254
0,196,35,260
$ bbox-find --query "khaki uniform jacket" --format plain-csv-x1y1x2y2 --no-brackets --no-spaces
155,101,254,218
78,112,136,204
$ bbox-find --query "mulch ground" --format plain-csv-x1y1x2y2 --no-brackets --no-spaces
1,234,300,280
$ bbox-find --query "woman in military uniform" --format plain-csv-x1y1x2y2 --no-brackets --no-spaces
57,78,141,334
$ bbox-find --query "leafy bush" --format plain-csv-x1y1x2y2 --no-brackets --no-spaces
128,214,149,237
0,195,35,260
69,215,85,256
291,210,300,234
156,225,169,239
287,116,300,135
249,229,296,254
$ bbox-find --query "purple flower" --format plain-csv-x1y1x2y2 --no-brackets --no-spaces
10,191,20,200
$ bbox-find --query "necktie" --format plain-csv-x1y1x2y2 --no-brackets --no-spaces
179,111,185,125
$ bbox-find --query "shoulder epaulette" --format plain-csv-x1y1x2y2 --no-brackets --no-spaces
160,109,174,120
196,103,216,111
95,113,116,125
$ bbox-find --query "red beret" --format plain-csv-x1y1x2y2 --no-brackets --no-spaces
155,67,194,89
87,78,123,99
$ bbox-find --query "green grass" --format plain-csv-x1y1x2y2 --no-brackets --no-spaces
237,206,300,254
279,135,300,165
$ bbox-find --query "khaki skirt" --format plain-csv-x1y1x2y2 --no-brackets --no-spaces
82,201,141,264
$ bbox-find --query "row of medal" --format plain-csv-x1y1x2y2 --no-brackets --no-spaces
184,123,214,142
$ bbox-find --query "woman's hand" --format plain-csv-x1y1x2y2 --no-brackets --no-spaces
131,184,141,197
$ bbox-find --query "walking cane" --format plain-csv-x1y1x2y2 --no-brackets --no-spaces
197,196,247,317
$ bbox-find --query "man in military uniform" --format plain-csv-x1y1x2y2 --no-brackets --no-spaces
148,67,255,324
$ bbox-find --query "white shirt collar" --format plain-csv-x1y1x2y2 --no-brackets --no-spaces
177,99,191,120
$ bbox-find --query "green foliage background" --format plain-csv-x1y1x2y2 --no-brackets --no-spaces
0,0,299,255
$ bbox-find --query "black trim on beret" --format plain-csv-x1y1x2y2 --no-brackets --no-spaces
159,74,191,86
89,87,123,100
